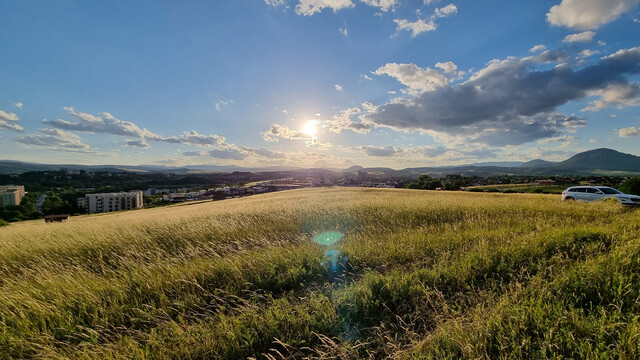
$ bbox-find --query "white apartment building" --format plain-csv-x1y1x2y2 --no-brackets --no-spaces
82,191,143,213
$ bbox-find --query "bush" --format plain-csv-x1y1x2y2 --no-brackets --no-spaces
619,177,640,195
0,219,9,227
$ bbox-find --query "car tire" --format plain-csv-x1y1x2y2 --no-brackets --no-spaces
564,197,575,201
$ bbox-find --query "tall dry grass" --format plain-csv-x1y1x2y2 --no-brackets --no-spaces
1,188,638,359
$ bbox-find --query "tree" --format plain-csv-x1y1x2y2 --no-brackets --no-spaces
41,193,68,215
619,177,640,195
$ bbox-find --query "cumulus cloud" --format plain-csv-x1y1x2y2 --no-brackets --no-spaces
265,0,286,6
374,63,449,94
44,107,227,147
13,102,23,109
619,126,639,137
295,0,355,16
339,27,348,36
262,123,317,145
547,0,640,30
433,3,457,18
327,107,371,134
563,31,595,43
529,44,547,53
335,84,343,91
364,47,640,146
583,82,640,111
15,129,94,153
393,4,457,37
0,110,23,132
126,139,150,148
393,18,437,37
361,0,397,12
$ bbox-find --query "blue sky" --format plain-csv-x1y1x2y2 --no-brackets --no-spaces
1,0,639,169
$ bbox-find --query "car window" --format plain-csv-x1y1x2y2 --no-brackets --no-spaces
575,188,586,192
586,188,599,193
598,187,622,194
567,188,576,192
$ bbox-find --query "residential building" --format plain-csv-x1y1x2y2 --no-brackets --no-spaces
0,185,25,207
81,191,143,213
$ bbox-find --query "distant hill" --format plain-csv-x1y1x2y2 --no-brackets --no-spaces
551,148,640,172
520,159,554,167
2,148,639,176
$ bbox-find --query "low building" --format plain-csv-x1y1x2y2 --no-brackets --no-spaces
81,191,143,213
44,214,70,222
0,185,25,207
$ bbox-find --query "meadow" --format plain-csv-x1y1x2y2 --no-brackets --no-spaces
0,188,639,359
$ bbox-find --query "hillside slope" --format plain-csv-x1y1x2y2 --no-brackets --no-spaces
1,188,639,359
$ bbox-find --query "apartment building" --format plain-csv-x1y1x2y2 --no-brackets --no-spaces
81,191,143,213
0,185,25,207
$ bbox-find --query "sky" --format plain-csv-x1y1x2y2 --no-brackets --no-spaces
1,0,639,169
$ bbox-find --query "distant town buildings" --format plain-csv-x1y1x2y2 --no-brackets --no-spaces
0,185,25,207
79,191,144,213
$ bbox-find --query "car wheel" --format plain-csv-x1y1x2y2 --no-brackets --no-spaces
564,197,575,201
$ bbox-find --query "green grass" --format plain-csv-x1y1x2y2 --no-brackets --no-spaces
0,188,638,359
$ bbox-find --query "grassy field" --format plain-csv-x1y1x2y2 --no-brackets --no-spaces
1,188,639,359
466,183,567,194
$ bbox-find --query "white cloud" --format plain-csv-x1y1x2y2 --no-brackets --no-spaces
262,123,317,145
361,0,397,12
13,102,23,109
393,18,437,37
16,129,94,153
393,4,457,37
578,49,598,58
434,4,457,18
327,107,371,133
562,31,595,43
547,0,640,30
583,82,640,111
362,74,373,80
265,0,287,6
215,99,234,111
537,135,576,144
619,126,639,137
295,0,355,16
374,63,449,94
43,107,229,148
335,84,343,91
435,61,457,74
0,110,23,132
529,44,547,53
339,27,348,36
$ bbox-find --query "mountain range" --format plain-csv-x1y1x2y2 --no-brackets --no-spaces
1,148,639,177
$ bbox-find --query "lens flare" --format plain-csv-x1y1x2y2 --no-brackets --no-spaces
312,231,343,246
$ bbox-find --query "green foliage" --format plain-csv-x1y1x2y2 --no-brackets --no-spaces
406,175,444,190
0,188,638,359
619,177,640,195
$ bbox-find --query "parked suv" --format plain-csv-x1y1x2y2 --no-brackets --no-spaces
562,186,640,206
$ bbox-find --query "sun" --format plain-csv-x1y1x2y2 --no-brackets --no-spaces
302,121,317,136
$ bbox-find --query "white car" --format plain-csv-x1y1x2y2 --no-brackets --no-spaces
562,186,640,206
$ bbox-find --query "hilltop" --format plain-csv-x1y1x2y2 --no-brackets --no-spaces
1,188,639,358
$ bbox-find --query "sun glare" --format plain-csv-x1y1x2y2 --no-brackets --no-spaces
302,121,317,136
